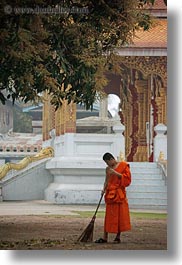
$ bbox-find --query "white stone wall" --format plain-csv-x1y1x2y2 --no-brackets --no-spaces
45,157,106,204
1,161,53,200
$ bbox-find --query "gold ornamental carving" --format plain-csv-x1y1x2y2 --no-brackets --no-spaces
0,147,54,180
42,85,76,140
121,56,167,87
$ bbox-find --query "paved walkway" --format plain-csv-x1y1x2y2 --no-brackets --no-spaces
0,200,105,216
0,200,167,216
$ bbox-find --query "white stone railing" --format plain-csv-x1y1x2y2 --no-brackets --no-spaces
0,144,42,153
157,159,167,183
154,123,167,183
43,123,125,159
154,123,167,162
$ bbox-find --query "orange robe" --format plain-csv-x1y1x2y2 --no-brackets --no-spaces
104,161,131,233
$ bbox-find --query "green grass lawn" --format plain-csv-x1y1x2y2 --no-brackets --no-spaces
130,212,167,219
73,211,167,219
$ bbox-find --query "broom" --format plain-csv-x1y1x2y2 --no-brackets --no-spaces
77,193,104,242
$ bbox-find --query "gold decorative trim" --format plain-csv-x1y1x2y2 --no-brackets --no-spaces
0,147,54,180
121,56,167,87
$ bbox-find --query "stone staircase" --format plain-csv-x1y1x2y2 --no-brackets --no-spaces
127,162,167,210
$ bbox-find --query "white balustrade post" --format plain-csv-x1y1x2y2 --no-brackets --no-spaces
54,135,63,157
112,122,125,159
49,129,56,149
154,123,167,161
64,133,75,156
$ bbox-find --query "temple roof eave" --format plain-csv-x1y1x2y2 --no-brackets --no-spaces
117,18,167,57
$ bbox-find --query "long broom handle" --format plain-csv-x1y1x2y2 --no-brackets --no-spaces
77,193,104,242
92,192,104,219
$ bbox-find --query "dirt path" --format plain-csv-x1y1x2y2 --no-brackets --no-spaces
0,215,167,250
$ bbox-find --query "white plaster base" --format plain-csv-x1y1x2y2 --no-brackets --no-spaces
44,183,103,204
44,157,106,204
43,128,125,204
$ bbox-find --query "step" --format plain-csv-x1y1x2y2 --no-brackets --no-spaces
129,162,158,168
131,173,163,180
126,162,166,210
130,168,161,174
127,192,167,200
127,185,167,192
128,198,167,206
129,204,167,210
130,179,165,186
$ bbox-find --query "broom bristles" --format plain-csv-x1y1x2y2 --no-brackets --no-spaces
77,217,95,242
77,193,104,243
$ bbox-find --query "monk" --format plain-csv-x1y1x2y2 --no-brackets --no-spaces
95,152,131,243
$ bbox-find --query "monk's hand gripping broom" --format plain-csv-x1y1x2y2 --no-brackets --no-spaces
77,193,104,242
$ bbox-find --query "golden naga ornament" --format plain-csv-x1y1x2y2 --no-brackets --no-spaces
0,147,54,180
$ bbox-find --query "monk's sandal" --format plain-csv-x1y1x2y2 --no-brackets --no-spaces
95,238,107,243
113,238,121,243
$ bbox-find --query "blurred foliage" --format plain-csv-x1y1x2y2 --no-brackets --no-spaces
0,0,156,109
13,108,32,133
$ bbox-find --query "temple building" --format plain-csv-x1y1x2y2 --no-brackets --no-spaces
42,0,167,162
0,1,167,208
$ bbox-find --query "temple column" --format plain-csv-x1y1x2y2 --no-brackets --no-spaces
42,91,55,141
120,85,133,160
64,100,76,133
43,95,76,142
133,79,149,161
155,86,167,125
99,97,108,119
